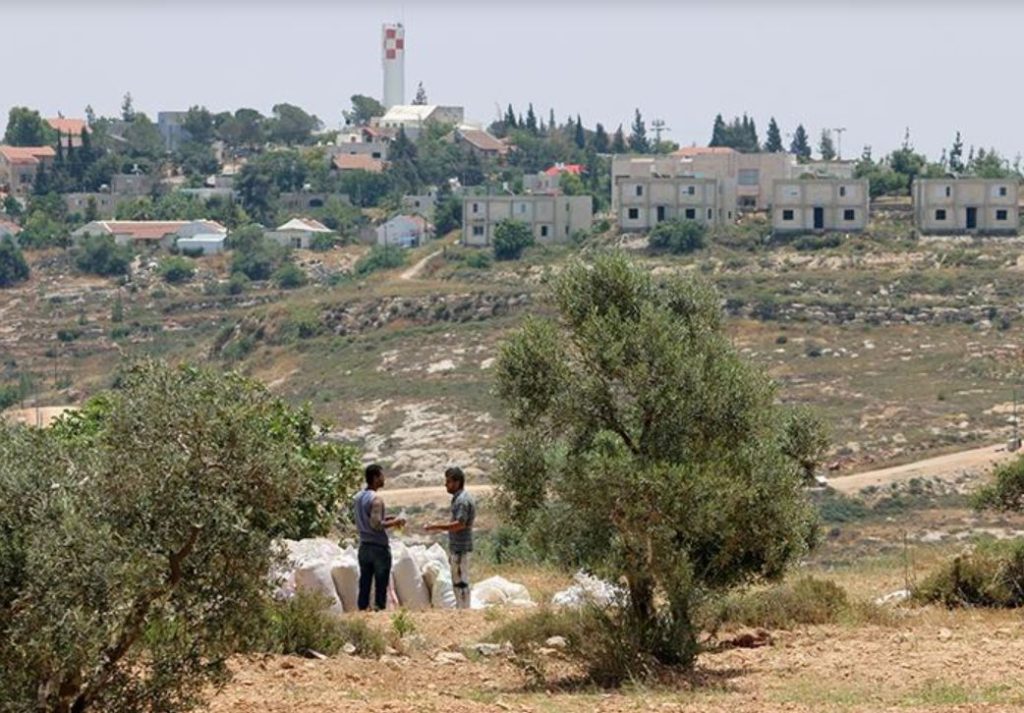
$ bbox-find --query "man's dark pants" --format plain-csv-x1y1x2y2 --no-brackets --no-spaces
357,543,391,611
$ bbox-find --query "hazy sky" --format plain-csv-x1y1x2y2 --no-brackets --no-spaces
4,1,1022,161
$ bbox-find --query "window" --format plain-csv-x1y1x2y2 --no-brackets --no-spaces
997,209,1009,221
738,169,759,186
935,209,947,220
839,186,847,197
707,208,713,220
472,203,479,214
782,209,794,221
635,185,643,197
517,203,527,214
684,208,696,219
944,186,951,197
844,209,855,221
687,185,696,195
627,208,639,219
540,225,549,237
472,225,484,236
1000,186,1008,197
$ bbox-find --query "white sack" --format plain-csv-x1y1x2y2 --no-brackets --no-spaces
422,559,457,609
294,563,344,615
551,571,622,608
470,576,534,609
390,542,430,610
330,554,360,612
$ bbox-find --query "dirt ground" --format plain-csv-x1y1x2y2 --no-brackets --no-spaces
208,607,1024,713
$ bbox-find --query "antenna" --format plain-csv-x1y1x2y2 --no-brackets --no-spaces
833,127,847,160
651,119,670,151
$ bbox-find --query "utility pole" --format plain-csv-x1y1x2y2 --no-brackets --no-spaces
651,119,670,152
833,127,847,161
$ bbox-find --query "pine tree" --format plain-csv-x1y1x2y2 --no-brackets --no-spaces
85,104,96,127
628,108,649,153
789,124,811,162
764,117,784,152
548,108,556,134
745,114,759,152
818,129,836,161
121,92,136,122
949,130,964,173
593,123,610,153
710,114,727,147
525,104,538,134
412,82,428,105
611,124,627,153
504,104,517,130
574,114,586,150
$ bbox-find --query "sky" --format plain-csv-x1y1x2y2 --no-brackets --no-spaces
4,1,1023,162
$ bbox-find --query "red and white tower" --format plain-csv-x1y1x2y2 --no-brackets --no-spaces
382,22,405,109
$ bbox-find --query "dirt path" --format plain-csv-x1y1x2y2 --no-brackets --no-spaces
400,249,442,280
829,442,1015,495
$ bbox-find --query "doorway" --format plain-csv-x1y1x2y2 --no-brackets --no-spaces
813,207,824,230
966,207,978,230
656,206,666,223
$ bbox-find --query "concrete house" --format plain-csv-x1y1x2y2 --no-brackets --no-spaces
771,179,870,234
0,146,57,196
912,178,1019,235
462,194,593,247
63,192,125,220
71,220,226,249
615,176,722,232
377,214,430,248
157,112,191,152
402,189,439,218
267,218,333,249
451,126,508,159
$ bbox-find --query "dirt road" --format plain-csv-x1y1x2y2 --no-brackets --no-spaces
383,442,1018,505
829,442,1015,495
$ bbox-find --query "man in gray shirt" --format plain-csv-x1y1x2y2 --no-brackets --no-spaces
353,464,405,611
425,466,476,609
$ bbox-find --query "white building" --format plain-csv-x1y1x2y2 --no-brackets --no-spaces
377,105,465,141
771,179,870,234
912,178,1019,235
266,218,333,249
615,176,723,231
177,233,227,255
377,214,430,248
462,195,593,246
71,220,226,249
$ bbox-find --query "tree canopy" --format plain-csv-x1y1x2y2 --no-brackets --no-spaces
494,253,821,670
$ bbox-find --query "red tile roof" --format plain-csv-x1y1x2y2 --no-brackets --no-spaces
47,118,87,136
0,146,57,165
332,154,384,173
544,163,583,176
673,146,738,158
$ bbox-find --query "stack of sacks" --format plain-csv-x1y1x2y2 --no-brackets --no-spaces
274,538,533,612
471,576,535,609
276,538,360,614
551,571,623,608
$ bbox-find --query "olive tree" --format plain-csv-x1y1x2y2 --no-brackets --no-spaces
0,361,360,713
494,253,820,671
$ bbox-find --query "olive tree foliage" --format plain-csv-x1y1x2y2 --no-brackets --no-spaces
0,361,360,713
494,253,821,669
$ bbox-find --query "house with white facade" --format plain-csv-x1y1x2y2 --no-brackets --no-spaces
912,178,1019,235
771,179,870,234
615,176,722,231
71,220,226,249
267,218,333,249
376,214,430,248
462,194,593,246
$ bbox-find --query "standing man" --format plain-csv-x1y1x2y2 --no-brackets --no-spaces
353,463,405,611
425,466,476,609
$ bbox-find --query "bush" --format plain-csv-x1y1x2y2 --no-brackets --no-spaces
354,245,406,276
707,577,849,630
913,540,1024,608
465,250,492,269
0,361,362,713
228,273,249,295
249,591,385,657
273,262,308,289
310,232,339,252
74,233,133,276
492,219,534,261
158,256,196,284
0,238,30,287
648,219,707,254
792,233,842,251
230,225,288,281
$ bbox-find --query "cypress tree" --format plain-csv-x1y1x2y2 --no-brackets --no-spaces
593,123,609,153
525,104,538,134
764,117,784,152
574,114,586,150
628,108,649,154
789,124,812,162
611,124,627,153
710,114,727,147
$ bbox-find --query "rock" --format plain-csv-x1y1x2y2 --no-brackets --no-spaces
544,636,567,649
467,643,506,657
342,643,356,655
938,628,953,642
434,651,469,665
874,589,911,605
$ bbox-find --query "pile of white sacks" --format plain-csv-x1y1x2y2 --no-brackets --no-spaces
274,538,533,612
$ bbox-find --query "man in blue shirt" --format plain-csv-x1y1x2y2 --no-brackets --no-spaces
425,466,476,609
353,464,405,611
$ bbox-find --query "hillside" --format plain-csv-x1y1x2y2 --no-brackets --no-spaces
3,219,1024,490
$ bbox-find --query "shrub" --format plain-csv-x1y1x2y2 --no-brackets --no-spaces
310,232,339,252
648,219,707,254
0,238,30,287
230,225,288,281
492,219,534,261
487,608,578,654
792,234,842,251
354,245,405,276
74,233,133,276
249,591,385,657
464,250,492,269
158,256,196,284
707,576,849,630
228,273,249,295
913,540,1024,608
273,262,308,289
0,361,362,713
